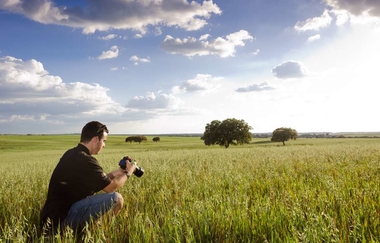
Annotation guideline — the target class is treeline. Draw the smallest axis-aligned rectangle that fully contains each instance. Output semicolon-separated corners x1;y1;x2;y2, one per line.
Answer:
125;136;161;143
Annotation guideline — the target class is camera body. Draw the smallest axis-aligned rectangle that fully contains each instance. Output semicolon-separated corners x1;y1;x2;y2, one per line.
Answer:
119;156;144;177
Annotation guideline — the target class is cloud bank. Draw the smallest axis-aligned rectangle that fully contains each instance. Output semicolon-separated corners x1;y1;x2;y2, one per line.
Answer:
325;0;380;17
0;0;221;34
0;56;125;121
0;56;216;133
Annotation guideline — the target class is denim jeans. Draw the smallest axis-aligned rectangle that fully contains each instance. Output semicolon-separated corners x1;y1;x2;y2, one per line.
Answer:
62;192;118;230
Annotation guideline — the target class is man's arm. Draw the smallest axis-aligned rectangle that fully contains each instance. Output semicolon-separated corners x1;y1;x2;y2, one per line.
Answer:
103;162;136;193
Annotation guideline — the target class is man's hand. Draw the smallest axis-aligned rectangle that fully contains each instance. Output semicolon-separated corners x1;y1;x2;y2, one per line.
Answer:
124;159;136;177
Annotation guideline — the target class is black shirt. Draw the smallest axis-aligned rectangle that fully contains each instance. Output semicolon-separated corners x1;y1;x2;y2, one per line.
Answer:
40;143;111;227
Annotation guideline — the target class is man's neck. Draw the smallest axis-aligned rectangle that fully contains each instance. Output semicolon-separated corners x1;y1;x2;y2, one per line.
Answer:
79;142;92;154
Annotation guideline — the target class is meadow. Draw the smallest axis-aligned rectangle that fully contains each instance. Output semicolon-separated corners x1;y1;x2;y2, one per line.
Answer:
1;135;380;242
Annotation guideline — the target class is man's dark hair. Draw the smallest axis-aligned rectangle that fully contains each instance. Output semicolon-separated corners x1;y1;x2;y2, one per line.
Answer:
80;121;109;143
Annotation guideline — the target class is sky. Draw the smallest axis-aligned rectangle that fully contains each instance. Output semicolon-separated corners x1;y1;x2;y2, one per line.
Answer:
0;0;380;135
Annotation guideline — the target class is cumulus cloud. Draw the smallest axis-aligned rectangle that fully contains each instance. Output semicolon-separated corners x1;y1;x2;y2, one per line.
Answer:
308;34;321;42
0;0;221;34
161;30;253;58
97;46;119;60
171;74;221;93
98;34;118;40
199;34;211;41
127;92;180;110
324;0;380;17
0;56;125;121
294;10;332;32
130;55;151;65
272;61;310;79
0;56;61;92
236;82;274;92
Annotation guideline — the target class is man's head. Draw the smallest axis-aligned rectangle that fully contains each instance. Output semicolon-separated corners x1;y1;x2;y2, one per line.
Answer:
80;121;109;155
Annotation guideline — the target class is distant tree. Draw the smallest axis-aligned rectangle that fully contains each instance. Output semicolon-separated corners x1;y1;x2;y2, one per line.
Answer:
125;136;147;144
152;137;160;142
271;127;298;145
135;136;147;144
201;120;222;146
201;118;252;148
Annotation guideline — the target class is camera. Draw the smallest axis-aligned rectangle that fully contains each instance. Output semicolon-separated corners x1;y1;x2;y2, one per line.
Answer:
119;156;144;177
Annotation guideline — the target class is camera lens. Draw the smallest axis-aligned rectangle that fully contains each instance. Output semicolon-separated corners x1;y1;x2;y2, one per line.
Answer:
134;166;144;177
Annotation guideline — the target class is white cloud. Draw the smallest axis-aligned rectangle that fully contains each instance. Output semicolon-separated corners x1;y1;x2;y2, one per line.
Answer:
0;56;62;92
97;46;119;60
199;34;211;41
307;34;321;42
328;8;380;28
161;30;253;58
171;74;221;93
0;0;221;34
330;9;350;26
127;92;180;110
294;10;332;32
130;55;151;65
323;0;380;28
0;0;68;23
236;82;275;92
98;34;118;40
272;61;310;79
0;56;126;122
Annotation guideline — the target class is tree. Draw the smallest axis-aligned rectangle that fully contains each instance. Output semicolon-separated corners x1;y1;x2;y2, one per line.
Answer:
201;118;252;148
153;137;160;142
125;136;147;144
271;127;298;145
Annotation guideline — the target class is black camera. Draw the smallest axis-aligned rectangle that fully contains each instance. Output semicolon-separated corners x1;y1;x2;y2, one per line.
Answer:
119;156;144;177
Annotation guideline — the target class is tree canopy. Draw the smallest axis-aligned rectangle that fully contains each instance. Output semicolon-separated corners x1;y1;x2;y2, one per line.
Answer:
125;136;147;144
201;118;252;148
271;127;298;145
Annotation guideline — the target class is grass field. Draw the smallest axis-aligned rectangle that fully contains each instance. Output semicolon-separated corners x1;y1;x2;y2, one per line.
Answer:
1;135;380;242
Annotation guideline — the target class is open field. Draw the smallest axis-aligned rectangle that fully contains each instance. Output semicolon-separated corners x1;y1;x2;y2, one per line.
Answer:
1;135;380;242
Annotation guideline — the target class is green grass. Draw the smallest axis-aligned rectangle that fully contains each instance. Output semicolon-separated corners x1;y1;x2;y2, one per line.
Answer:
1;135;380;242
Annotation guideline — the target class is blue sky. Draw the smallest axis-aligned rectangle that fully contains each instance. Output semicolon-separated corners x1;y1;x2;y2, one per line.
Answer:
0;0;379;134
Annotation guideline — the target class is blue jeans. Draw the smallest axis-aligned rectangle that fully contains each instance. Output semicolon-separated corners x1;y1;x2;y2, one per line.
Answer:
62;192;119;230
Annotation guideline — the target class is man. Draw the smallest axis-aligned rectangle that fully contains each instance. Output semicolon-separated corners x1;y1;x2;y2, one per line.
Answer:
40;121;136;234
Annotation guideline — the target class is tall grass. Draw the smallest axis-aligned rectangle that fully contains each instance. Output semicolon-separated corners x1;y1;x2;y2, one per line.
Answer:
1;135;380;242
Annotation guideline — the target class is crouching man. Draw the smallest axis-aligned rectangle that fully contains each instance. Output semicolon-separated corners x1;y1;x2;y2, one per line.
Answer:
40;121;136;235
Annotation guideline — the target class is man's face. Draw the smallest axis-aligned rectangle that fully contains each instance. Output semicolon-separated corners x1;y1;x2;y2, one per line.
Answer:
92;132;108;155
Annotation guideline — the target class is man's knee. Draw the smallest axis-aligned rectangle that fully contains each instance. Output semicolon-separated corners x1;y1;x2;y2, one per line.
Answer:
115;192;124;207
113;192;124;214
